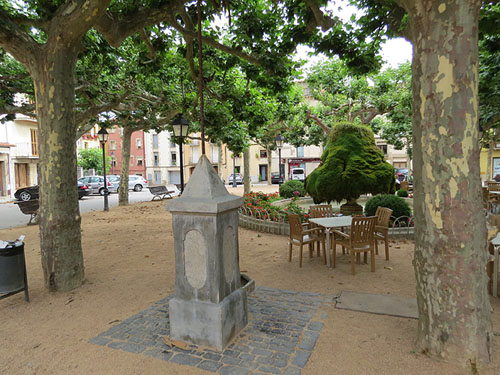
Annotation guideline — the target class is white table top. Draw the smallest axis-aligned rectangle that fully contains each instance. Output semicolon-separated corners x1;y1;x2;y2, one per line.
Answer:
309;216;353;228
491;232;500;246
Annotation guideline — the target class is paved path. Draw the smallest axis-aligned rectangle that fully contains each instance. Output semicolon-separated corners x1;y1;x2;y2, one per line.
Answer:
90;286;332;375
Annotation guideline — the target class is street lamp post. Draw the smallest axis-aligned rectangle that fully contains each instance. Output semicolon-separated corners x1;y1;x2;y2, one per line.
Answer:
172;114;189;194
97;128;109;211
232;153;237;188
275;134;284;186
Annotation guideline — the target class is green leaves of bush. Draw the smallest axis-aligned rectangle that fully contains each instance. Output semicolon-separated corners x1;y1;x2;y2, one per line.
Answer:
279;180;306;199
364;194;412;219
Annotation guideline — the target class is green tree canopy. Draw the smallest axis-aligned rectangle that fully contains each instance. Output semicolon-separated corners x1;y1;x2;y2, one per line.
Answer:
77;148;110;175
305;122;395;203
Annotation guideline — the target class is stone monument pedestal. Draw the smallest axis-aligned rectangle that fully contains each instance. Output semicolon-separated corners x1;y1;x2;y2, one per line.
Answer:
166;155;249;350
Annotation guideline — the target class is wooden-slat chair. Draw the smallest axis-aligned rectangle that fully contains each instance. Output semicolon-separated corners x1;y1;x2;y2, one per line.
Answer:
488;182;500;202
288;213;325;267
374;206;393;260
332;216;377;275
309;204;334;260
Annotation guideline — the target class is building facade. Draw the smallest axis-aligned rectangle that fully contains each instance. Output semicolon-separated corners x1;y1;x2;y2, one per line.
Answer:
0;115;39;198
106;126;146;177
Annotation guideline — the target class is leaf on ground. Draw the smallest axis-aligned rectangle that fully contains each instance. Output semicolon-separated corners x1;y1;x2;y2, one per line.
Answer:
384;266;393;270
395;246;401;249
65;297;74;305
164;337;190;350
108;319;121;325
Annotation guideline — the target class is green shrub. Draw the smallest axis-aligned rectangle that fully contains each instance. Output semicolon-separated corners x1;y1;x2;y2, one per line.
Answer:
364;194;412;218
396;189;408;198
279;180;306;199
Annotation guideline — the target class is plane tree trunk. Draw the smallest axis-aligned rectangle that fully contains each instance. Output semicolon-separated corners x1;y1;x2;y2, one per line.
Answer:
33;47;84;291
118;126;133;206
403;0;492;367
243;148;251;195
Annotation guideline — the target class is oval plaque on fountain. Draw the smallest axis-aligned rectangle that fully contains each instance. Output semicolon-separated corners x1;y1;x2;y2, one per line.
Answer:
184;229;207;289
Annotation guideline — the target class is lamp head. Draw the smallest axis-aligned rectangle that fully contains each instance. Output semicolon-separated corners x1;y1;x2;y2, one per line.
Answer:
172;114;190;138
275;134;284;148
97;128;109;143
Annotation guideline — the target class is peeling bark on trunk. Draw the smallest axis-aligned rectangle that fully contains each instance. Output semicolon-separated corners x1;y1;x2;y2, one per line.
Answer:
118;126;133;206
33;47;84;292
243;148;251;195
408;0;492;366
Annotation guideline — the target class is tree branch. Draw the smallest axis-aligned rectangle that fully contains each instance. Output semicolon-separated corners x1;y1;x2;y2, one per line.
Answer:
0;10;39;66
75;89;131;126
306;111;331;135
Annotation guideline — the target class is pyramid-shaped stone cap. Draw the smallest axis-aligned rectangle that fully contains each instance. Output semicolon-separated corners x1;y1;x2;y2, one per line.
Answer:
166;155;243;214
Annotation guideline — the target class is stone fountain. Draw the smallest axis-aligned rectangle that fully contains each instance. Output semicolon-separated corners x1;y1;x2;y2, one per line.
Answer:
165;155;251;350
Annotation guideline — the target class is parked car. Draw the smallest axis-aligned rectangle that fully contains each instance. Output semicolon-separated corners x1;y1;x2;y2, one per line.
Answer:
128;175;148;191
105;175;148;192
271;172;284;184
106;175;121;192
228;173;243;185
291;168;306;182
78;176;117;195
15;181;90;201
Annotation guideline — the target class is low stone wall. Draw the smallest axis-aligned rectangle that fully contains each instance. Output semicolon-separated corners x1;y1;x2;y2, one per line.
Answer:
238;212;290;236
239;209;414;240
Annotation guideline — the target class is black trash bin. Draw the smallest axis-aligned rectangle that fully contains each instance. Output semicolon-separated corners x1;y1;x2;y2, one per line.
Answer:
0;239;29;302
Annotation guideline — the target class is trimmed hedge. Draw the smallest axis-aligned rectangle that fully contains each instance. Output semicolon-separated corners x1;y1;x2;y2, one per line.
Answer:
279;180;306;199
397;189;409;198
305;122;395;204
364;194;412;218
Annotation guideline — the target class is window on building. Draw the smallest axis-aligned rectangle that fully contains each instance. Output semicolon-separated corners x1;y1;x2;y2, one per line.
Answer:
260;150;267;158
119;128;124;137
110;140;116;150
137;157;143;166
136;138;142;148
153;134;159;149
170;141;176;148
30;129;38;156
377;144;388;155
109;127;116;133
154;152;159;166
297;147;304;157
84;142;88;149
171;152;177;165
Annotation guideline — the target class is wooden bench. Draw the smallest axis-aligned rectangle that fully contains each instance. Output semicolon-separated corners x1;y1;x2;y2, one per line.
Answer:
148;186;175;201
15;200;39;225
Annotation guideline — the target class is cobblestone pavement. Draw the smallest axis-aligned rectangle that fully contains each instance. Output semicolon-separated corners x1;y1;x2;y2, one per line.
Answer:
90;286;333;374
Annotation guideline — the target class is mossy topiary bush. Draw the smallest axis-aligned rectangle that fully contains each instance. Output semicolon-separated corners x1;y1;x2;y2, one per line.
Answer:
397;189;409;198
279;180;306;199
305;122;396;205
364;194;412;218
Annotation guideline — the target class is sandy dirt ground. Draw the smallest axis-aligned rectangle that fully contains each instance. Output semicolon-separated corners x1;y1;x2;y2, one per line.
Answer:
1;184;499;375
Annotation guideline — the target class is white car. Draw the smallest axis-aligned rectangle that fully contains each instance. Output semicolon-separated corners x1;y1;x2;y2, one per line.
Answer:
128;175;148;191
106;175;149;192
291;168;305;182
